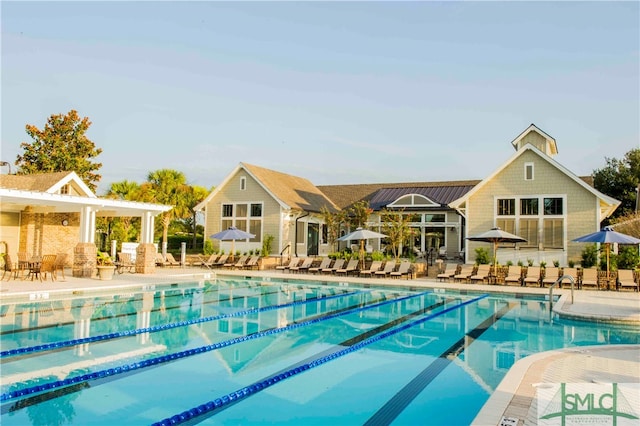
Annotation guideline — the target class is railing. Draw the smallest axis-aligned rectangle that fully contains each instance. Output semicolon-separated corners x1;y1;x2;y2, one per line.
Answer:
548;274;575;320
279;244;291;266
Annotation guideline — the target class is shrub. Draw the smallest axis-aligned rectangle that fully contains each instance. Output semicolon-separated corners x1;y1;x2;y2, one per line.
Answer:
474;247;491;265
617;245;640;270
539;261;547;269
568;259;575;268
580;244;598;268
553;260;560;267
527;258;534;266
203;239;214;255
262;234;274;257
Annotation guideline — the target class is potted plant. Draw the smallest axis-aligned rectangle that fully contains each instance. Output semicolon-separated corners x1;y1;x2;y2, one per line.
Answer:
96;251;116;280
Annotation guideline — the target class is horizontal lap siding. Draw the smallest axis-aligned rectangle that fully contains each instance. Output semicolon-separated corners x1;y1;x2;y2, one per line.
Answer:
467;150;599;263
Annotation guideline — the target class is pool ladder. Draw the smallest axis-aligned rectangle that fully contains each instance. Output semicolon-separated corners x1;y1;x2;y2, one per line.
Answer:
548;274;575;321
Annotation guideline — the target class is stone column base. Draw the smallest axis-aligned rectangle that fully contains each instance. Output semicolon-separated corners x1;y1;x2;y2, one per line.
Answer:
73;243;97;278
136;243;157;274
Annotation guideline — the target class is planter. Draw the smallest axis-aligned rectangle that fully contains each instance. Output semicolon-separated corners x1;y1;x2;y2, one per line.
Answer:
96;265;116;281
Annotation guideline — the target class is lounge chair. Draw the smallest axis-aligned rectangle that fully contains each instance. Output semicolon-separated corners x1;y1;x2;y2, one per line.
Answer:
503;266;523;286
374;261;396;278
523;266;542;287
336;259;359;276
309;257;332;274
225;255;248;269
390;261;412;279
617;269;638;291
155;253;167;267
469;264;491;283
276;257;300;273
437;264;458;282
454;265;475;283
243;255;260;270
580;268;599;290
322;259;344;274
116;252;135;274
290;257;314;273
164;253;181;267
360;261;383;277
192;254;218;268
209;254;229;268
541;267;561;287
559;267;578;289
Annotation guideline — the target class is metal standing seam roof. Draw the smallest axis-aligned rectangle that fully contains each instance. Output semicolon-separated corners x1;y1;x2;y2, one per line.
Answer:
317;180;482;210
368;185;479;210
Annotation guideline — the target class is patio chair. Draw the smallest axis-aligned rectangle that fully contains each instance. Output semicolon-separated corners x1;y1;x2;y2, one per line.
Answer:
38;254;58;282
336;259;359;276
276;257;300;272
523;266;543;287
225;255;248;269
2;254;23;281
243;255;261;270
469;264;491;284
374;261;397;278
580;268;599;290
192;254;218;268
559;267;579;289
453;265;475;283
155;253;167;267
616;269;638;291
290;257;314;273
209;254;229;268
308;257;332;274
359;261;383;277
164;253;181;267
390;261;412;279
437;264;458;282
322;259;343;274
53;253;68;280
116;252;135;274
541;267;561;287
503;266;523;286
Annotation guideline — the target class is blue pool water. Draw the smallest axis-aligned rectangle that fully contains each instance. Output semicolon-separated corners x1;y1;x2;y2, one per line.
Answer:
0;276;638;425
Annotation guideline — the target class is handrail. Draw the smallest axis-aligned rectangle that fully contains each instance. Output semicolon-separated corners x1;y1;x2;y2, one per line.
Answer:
279;244;291;265
549;274;575;313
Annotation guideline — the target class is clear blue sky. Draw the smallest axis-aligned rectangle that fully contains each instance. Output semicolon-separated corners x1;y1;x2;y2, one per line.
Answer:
2;1;639;195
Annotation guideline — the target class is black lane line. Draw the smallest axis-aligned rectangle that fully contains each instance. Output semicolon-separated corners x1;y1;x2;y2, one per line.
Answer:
180;297;453;425
363;301;518;426
0;293;406;415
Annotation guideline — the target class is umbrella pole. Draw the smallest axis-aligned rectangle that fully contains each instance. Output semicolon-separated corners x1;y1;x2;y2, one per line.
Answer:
606;243;610;289
360;240;365;270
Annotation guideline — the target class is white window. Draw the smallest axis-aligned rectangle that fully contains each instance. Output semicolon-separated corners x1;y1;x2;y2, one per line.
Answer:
524;163;534;181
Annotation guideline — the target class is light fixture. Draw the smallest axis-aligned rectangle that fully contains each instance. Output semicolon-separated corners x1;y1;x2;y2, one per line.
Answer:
62;219;69;226
450;226;456;232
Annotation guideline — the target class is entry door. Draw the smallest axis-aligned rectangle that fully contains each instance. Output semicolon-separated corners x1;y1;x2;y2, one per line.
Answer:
307;223;319;256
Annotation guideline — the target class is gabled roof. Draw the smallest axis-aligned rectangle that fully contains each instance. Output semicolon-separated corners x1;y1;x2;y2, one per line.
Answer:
449;144;620;218
194;163;339;213
318;180;481;210
0;171;94;197
511;123;558;155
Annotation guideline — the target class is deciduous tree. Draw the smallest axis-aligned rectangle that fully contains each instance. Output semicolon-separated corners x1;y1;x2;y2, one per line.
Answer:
16;110;103;191
593;148;640;219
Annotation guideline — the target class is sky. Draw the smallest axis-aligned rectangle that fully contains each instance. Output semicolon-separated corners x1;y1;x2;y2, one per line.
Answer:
1;1;639;195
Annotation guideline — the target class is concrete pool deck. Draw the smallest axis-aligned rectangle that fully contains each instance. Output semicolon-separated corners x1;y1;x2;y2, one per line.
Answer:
1;266;639;426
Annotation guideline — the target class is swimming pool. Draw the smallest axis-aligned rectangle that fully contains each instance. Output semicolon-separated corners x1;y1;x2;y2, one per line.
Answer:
1;276;638;425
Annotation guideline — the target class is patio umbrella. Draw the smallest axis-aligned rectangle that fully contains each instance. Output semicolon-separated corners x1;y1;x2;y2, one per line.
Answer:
210;226;255;259
466;227;527;278
337;227;388;269
572;226;640;284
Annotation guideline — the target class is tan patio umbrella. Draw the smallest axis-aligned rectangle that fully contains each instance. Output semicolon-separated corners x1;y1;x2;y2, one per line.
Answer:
337;227;388;269
466;227;527;279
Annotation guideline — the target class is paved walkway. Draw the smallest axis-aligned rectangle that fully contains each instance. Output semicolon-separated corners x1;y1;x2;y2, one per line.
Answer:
1;266;639;426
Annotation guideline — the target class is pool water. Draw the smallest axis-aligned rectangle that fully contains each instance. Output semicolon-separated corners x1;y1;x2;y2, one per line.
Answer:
0;277;637;425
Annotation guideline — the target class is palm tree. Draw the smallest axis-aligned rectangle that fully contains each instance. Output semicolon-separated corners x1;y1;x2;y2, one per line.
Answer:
105;180;141;244
140;169;192;255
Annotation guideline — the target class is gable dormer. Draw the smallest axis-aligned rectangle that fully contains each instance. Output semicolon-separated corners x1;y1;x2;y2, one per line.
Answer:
511;124;558;157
